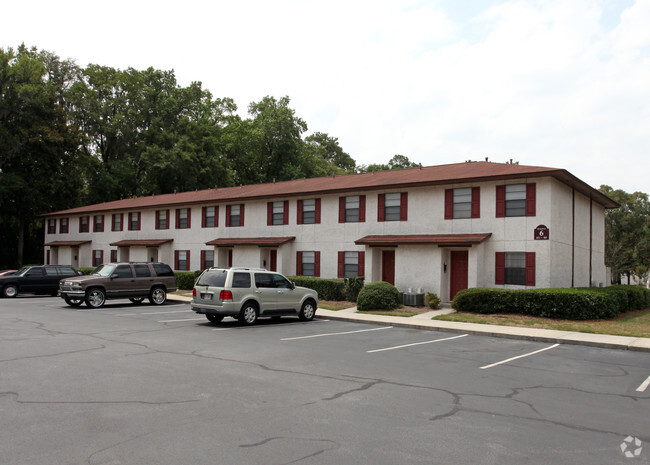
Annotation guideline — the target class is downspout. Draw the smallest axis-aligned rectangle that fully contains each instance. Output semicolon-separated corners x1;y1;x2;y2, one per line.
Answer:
589;198;593;287
572;189;575;288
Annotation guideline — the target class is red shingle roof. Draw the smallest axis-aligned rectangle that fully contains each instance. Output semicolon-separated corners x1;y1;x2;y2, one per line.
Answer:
355;234;492;247
44;161;618;216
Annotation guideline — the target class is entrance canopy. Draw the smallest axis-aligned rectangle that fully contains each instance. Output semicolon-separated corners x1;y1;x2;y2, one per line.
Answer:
44;240;92;247
355;233;492;247
206;237;295;247
109;239;173;247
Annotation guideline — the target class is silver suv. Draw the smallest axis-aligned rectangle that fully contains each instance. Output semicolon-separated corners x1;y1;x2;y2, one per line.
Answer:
191;267;318;325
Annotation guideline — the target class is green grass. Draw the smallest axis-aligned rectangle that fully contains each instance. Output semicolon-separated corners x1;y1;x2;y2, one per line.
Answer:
433;309;650;338
357;309;419;317
318;301;356;311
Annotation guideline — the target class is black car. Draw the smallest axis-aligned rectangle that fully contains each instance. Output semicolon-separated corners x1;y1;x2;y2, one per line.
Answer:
0;265;80;298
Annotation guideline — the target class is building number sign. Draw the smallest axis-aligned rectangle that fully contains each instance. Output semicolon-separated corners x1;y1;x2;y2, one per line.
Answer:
535;225;549;240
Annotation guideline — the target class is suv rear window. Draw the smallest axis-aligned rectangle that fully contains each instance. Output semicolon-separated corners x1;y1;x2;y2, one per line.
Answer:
152;264;174;277
232;273;251;288
134;264;151;277
197;269;228;287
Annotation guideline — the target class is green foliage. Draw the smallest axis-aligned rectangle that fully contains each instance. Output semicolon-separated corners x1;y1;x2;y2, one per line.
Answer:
357;154;420;173
424;292;441;309
287;277;346;301
357;281;401;311
344;276;365;302
452;286;650;320
76;267;95;276
175;271;201;290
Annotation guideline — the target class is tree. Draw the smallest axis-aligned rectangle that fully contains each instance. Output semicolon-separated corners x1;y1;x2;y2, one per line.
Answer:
304;132;356;173
0;45;87;266
357;154;419;173
599;185;650;284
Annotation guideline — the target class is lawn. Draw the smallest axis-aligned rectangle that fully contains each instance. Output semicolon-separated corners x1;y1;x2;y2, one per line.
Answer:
433;309;650;338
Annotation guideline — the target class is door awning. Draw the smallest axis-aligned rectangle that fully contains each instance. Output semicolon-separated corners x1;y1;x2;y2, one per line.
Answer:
44;240;92;247
355;233;492;247
109;239;173;247
206;237;296;247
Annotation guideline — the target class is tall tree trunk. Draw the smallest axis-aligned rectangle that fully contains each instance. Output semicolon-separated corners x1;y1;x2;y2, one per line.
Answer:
17;218;24;266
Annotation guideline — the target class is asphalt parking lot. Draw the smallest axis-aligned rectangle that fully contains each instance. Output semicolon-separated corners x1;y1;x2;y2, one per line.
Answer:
1;296;649;465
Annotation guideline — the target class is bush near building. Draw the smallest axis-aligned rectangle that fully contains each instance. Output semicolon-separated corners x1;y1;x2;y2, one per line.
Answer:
452;286;650;320
357;281;401;311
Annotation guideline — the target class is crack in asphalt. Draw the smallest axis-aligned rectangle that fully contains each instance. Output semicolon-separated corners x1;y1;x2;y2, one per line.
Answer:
239;436;340;465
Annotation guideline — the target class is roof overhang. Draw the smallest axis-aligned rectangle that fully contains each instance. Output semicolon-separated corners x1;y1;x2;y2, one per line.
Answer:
109;239;174;247
355;233;492;247
44;240;92;247
206;237;296;247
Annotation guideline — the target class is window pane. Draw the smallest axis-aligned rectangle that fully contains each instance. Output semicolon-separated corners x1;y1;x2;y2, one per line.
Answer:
505;184;527;217
205;207;215;227
384;193;401;221
134;264;151;277
302;199;316;224
230;205;241;227
453;188;472;219
204;250;214;268
344;251;359;278
504;252;526;285
345;197;360;222
272;201;284;225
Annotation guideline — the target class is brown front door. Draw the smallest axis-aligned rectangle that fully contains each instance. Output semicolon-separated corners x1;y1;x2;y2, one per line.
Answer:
270;250;277;272
382;250;395;285
450;251;468;300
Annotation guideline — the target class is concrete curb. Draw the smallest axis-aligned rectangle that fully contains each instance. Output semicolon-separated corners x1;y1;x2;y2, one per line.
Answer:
169;294;650;352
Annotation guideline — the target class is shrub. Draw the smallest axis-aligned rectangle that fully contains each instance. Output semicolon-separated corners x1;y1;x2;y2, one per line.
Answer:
288;277;346;301
344;276;365;302
77;267;95;276
175;271;200;290
357;281;401;311
424;292;441;309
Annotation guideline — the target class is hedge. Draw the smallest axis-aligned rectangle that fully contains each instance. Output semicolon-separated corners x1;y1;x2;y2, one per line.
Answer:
287;276;347;301
452;286;650;320
357;281;401;311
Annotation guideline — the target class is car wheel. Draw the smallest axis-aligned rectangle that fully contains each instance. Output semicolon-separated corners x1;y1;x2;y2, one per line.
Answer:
206;314;223;324
64;297;83;307
149;287;166;305
238;303;258;325
85;288;106;308
3;285;18;298
129;297;145;305
299;300;316;321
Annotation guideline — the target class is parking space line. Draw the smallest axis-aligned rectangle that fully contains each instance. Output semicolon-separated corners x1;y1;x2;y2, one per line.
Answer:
281;326;392;341
141;310;192;315
159;318;206;323
636;375;650;392
367;334;468;353
212;319;330;330
480;343;560;369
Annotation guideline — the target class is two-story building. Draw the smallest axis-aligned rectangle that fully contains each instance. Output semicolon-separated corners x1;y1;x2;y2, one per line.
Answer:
42;161;618;301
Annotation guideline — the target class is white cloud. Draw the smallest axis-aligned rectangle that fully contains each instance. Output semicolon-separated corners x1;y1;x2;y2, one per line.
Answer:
2;0;649;194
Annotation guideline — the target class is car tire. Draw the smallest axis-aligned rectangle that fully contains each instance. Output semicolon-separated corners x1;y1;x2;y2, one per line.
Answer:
205;314;224;324
149;287;166;305
85;288;106;308
298;300;316;321
2;284;18;298
64;297;83;307
238;302;258;325
129;297;145;305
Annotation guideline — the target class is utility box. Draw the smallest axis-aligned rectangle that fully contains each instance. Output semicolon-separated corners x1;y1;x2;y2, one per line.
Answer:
402;293;424;307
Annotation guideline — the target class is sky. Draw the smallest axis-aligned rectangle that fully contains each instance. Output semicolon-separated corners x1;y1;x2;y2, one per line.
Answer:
3;0;649;195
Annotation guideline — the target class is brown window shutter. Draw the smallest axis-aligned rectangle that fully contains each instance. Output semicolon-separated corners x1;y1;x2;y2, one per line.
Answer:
187;209;191;229
174;250;179;270
337;251;344;278
315;251;321;277
496;185;505;218
339;197;345;223
201;207;206;228
240;204;245;226
296;251;303;276
495;252;505;284
359;195;366;222
471;187;480;218
186;251;190;271
444;189;453;219
226;205;231;227
156;210;160;229
378;194;385;222
315;198;321;224
283;200;289;225
200;250;205;270
215;206;219;227
137;212;141;230
297;200;303;225
526;183;536;217
358;251;365;277
526;252;536;286
175;209;180;229
267;202;273;226
400;192;408;221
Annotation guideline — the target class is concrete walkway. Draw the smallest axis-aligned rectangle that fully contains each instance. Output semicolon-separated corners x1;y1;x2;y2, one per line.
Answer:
169;295;650;352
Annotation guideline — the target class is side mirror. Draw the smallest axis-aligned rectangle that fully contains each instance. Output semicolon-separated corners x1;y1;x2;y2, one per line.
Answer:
291;281;296;290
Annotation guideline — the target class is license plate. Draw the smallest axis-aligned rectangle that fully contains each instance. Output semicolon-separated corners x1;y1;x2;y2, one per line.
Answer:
201;293;213;301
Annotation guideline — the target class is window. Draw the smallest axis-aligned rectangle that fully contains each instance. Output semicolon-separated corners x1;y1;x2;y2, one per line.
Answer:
495;252;536;286
47;219;56;234
226;204;244;227
232;272;251;288
134;264;151;277
267;201;288;225
60;218;69;234
110;250;118;262
128;212;141;231
156;210;169;230
79;216;89;233
152;263;174;277
496;183;536;217
201;250;215;269
175;250;190;271
339;195;366;223
338;251;365;278
112;214;123;232
296;251;320;277
93;215;104;232
176;208;191;229
92;250;104;267
202;206;218;228
445;187;480;219
298;198;320;224
378;193;408;222
113;265;133;278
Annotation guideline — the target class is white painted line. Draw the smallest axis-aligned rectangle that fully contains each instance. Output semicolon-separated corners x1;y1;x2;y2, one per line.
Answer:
141;310;192;315
159;318;206;323
636;375;650;392
480;343;560;370
281;326;392;341
367;334;469;353
212;319;330;330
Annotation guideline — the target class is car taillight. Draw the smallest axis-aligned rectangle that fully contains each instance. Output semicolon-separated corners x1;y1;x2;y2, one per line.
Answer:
220;290;233;301
192;288;197;298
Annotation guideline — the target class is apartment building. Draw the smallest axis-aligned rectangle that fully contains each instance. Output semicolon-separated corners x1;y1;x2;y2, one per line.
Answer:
43;161;617;301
